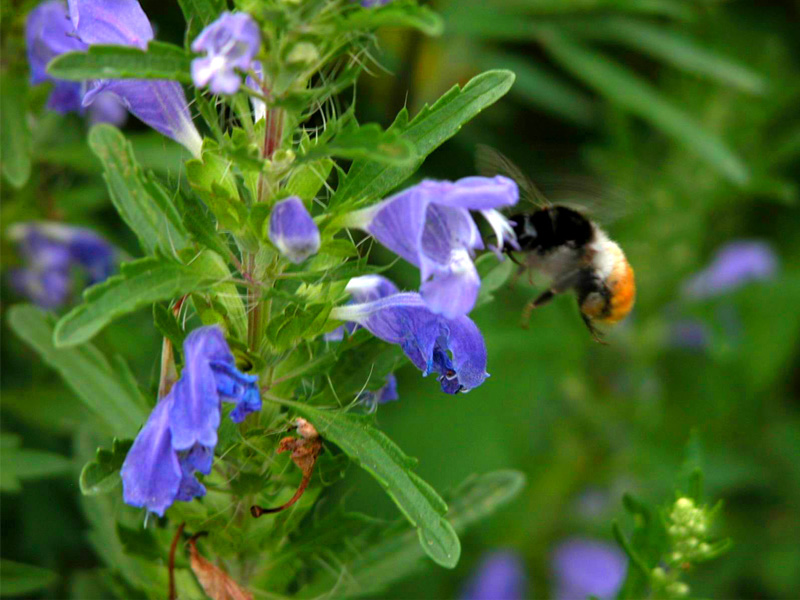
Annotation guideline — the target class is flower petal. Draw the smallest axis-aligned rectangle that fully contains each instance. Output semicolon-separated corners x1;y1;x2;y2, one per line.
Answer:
121;397;182;517
68;0;153;49
26;1;87;86
421;176;519;211
419;248;481;320
175;443;213;502
211;361;261;423
360;187;427;267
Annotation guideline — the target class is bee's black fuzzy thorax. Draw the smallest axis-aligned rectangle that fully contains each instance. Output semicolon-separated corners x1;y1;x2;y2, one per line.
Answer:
504;206;594;255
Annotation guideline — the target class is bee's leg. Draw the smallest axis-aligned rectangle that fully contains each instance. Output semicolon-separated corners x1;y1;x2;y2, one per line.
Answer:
581;313;609;345
521;289;555;328
509;264;528;290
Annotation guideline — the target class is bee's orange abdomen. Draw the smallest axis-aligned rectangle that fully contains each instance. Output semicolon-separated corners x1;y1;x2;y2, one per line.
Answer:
600;260;636;324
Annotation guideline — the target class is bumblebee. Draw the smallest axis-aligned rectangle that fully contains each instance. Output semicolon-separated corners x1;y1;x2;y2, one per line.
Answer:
478;146;636;342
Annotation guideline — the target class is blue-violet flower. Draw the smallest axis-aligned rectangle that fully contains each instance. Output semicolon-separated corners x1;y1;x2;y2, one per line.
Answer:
8;222;116;309
683;240;778;299
66;0;203;155
343;176;519;318
330;291;489;393
121;326;261;516
268;196;321;264
461;550;528;600
191;12;261;95
551;537;627;600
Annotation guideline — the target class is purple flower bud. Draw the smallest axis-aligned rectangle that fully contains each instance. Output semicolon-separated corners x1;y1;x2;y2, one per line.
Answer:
683;240;778;299
25;0;87;114
551;538;627;600
331;292;489;393
8;222;116;309
359;373;399;410
461;550;527;600
191;12;261;95
345;176;519;318
67;0;202;155
121;326;261;516
268;197;321;264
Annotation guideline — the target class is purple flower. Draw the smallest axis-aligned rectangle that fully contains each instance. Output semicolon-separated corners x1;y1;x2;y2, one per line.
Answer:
359;0;393;7
268;197;321;264
670;319;710;351
26;0;87;114
246;60;265;122
330;292;489;393
325;275;401;341
191;12;261;95
359;373;399;410
121;326;260;516
66;0;202;155
8;222;116;309
461;550;527;600
683;240;778;299
343;176;519;318
88;91;128;126
551;538;627;600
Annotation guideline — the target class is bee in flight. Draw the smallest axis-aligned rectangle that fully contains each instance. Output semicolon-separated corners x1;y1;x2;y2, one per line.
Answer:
477;146;636;343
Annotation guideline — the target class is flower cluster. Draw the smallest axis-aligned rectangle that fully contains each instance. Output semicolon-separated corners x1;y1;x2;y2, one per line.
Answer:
8;222;115;309
121;326;261;516
343;176;519;318
26;0;202;155
666;497;713;564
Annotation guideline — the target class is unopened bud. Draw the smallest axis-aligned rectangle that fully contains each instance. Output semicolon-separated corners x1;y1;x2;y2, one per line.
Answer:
295;417;319;439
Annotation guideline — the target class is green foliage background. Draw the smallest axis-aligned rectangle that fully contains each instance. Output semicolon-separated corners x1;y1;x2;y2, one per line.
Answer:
2;0;799;598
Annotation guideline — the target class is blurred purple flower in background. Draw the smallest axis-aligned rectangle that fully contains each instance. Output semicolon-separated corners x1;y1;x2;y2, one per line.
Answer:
59;0;203;155
461;550;527;600
670;319;711;351
8;222;115;309
359;0;393;7
121;326;261;516
330;291;489;393
683;240;778;299
343;176;518;319
552;537;627;600
191;12;261;95
359;373;399;410
268;197;321;264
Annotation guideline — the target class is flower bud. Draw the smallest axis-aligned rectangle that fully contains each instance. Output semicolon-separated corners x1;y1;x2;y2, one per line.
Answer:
268;196;321;264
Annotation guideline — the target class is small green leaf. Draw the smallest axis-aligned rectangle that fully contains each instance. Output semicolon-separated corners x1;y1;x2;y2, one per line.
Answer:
331;70;515;209
79;438;133;495
286;159;334;202
179;0;227;43
89;124;189;254
7;305;148;438
474;254;515;309
0;74;32;189
195;250;248;342
0;559;58;596
540;30;749;185
116;523;163;560
0;434;72;493
287;403;461;568
47;41;192;82
265;304;332;352
54;254;228;347
302;123;416;166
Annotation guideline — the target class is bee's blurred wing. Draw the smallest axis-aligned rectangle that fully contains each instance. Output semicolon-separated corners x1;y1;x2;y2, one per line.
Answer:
475;144;550;210
536;175;634;224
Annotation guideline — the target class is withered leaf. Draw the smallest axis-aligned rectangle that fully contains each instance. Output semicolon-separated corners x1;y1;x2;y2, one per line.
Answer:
189;538;253;600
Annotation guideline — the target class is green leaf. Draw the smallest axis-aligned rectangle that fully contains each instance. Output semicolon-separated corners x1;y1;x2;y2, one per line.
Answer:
7;306;148;439
540;31;749;185
153;303;187;362
0;74;32;189
287;402;461;568
0;434;73;493
89;124;189;254
343;1;444;36
181;193;235;259
179;0;227;43
47;41;192;82
331;70;516;209
0;559;58;596
296;470;525;598
79;438;133;495
302;123;415;166
285;159;334;202
474;254;515;309
194;250;248;342
53;254;227;347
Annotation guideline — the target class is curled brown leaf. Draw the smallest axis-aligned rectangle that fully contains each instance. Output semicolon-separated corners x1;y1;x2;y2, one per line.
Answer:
189;536;253;600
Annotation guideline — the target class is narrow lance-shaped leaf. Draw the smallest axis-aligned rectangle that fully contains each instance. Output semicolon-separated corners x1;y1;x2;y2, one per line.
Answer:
342;2;444;36
89;124;189;254
296;470;526;598
330;69;516;209
0;560;59;597
0;434;73;493
47;42;192;82
7;305;149;438
53;253;229;347
300;123;416;166
0;73;32;189
539;30;750;185
287;402;461;568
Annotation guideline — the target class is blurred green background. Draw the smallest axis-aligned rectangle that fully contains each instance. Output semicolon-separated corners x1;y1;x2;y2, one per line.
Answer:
2;0;800;598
